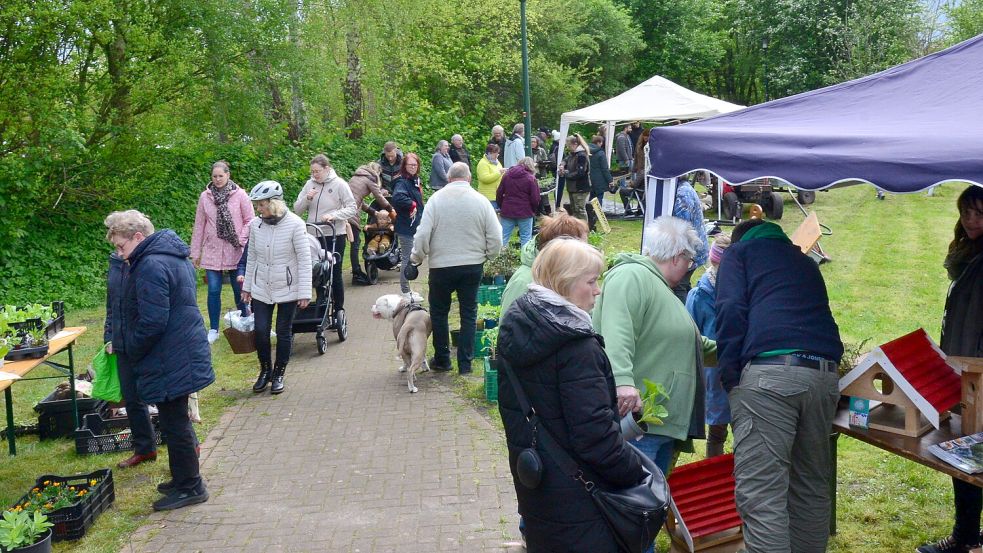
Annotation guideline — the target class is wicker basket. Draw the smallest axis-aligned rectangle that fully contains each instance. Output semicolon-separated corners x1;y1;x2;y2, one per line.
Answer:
223;328;256;354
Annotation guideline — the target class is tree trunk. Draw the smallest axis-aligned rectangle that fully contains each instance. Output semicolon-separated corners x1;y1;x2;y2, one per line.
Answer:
344;28;364;139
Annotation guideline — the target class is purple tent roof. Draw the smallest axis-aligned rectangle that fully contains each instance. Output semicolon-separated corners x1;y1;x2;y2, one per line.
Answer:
648;34;983;192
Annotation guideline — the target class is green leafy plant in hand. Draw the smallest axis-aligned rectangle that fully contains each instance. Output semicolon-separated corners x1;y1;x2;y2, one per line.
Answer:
635;379;669;427
0;509;53;550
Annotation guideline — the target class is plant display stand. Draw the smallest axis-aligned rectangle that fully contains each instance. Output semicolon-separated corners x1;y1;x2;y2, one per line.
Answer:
11;469;115;542
839;328;961;437
666;454;744;553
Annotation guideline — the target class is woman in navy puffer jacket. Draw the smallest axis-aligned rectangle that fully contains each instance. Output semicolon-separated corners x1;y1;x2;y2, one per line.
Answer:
107;210;214;512
495;157;541;247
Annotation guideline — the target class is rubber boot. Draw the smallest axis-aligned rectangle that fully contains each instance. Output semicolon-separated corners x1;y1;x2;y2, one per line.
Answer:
252;360;272;393
270;363;286;395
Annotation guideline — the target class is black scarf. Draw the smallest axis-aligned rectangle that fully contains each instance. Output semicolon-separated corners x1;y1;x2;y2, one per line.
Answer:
209;181;241;247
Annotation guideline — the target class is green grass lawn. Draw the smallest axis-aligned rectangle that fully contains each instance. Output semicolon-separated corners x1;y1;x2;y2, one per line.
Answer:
0;183;970;552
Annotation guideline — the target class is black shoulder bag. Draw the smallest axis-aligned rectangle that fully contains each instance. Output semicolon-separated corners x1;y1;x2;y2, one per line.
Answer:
501;359;669;553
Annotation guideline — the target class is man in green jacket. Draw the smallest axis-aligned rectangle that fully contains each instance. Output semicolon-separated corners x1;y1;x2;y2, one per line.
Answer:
593;216;715;476
500;214;589;313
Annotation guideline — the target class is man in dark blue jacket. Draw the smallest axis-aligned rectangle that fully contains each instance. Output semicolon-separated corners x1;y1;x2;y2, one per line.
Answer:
715;219;842;553
106;210;215;511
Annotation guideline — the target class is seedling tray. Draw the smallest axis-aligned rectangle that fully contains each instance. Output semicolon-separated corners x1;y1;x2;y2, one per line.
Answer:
35;391;106;440
5;343;49;361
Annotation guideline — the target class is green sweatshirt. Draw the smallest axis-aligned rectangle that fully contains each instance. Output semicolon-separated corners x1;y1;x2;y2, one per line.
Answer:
500;239;538;312
593;253;715;440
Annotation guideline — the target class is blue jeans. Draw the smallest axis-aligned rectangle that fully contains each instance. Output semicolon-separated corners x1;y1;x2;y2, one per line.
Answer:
205;269;245;330
634;433;675;477
501;217;534;246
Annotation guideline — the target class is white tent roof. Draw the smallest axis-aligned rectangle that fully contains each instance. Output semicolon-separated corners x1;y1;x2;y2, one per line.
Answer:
555;76;743;180
560;75;744;125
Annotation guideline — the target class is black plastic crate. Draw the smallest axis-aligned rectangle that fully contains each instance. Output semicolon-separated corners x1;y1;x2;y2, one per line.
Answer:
34;391;106;440
5;343;49;361
11;469;115;542
44;301;66;340
75;406;164;455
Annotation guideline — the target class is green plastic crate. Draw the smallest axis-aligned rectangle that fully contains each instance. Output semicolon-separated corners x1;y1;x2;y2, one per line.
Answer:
474;332;489;357
483;357;498;402
478;285;504;306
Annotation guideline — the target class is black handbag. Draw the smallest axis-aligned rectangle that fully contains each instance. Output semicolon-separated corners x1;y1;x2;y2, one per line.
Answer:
501;360;669;553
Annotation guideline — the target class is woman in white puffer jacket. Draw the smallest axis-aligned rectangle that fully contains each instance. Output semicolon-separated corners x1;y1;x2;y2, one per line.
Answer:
242;180;311;395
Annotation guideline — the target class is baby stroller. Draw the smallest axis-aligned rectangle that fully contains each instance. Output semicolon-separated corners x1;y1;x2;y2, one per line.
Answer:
361;219;401;285
292;223;348;354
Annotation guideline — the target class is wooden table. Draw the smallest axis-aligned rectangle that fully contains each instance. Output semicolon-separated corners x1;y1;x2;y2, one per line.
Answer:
832;404;983;486
1;326;87;455
830;403;983;537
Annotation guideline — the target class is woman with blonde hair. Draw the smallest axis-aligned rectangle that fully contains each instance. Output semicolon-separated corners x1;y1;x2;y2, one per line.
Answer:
498;238;646;552
558;133;591;222
244;181;312;395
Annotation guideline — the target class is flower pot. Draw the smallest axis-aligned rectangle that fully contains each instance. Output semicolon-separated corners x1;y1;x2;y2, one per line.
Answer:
7;528;53;553
483;318;497;330
493;275;506;285
620;414;648;442
450;329;460;348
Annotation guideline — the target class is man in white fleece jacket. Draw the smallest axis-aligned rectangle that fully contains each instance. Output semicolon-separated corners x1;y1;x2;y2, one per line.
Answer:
411;162;502;374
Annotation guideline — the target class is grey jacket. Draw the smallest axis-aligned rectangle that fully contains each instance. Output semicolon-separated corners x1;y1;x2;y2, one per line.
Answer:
429;152;453;190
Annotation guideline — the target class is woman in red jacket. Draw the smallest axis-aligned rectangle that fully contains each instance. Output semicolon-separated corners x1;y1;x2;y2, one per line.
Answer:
496;157;541;247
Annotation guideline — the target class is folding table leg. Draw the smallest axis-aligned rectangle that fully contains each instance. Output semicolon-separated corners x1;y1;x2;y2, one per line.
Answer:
5;388;14;456
68;345;78;430
829;432;839;535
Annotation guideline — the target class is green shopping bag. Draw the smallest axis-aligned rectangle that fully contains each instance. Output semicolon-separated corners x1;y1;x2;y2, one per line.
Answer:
91;347;122;402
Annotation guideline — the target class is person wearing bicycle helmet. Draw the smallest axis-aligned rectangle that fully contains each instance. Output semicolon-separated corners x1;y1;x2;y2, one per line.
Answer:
243;180;311;395
294;154;356;314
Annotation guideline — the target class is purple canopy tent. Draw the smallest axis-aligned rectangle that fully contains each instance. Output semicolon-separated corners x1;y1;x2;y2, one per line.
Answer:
639;33;983;251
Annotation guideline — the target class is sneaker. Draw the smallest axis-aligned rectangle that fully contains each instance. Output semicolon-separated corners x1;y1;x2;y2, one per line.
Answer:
157;480;175;494
207;329;219;344
152;487;209;511
917;535;974;553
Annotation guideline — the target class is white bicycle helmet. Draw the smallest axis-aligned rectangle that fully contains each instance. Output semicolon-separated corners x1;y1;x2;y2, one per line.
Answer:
249;180;283;201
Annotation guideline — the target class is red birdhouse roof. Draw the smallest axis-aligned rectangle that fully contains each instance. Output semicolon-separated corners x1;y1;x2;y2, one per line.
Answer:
878;328;961;413
667;454;741;540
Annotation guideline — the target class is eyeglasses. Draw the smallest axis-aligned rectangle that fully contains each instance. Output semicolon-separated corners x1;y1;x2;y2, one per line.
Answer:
111;236;134;254
679;252;697;271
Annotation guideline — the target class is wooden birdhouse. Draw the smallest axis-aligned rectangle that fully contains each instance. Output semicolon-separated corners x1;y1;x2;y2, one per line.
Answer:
666;454;744;553
839;329;961;437
949;356;983;435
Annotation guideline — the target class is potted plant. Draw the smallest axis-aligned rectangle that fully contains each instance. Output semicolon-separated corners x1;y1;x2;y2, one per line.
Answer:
0;510;53;553
483;327;501;402
620;379;670;441
477;304;501;330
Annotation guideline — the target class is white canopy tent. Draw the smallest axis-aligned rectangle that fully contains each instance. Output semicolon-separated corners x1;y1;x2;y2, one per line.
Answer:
555;75;744;175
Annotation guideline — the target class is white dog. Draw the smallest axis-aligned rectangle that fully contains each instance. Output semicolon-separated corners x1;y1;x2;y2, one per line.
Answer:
371;293;432;393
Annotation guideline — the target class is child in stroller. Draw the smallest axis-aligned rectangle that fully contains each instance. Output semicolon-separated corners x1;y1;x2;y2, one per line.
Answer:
361;200;401;284
365;210;394;255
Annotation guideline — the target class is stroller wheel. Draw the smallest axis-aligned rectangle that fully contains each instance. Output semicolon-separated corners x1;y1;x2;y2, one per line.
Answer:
366;262;379;284
317;332;327;354
336;309;348;342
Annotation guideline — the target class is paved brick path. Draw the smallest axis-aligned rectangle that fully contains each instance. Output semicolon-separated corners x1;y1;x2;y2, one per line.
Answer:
124;271;522;552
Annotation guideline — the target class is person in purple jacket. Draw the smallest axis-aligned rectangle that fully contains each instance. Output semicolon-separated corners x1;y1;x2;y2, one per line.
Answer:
495;157;541;247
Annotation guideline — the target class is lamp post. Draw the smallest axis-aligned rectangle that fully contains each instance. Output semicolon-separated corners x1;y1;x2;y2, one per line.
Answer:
761;35;770;103
521;0;532;155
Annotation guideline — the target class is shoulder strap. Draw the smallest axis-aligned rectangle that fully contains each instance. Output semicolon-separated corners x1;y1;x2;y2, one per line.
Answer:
499;360;597;488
